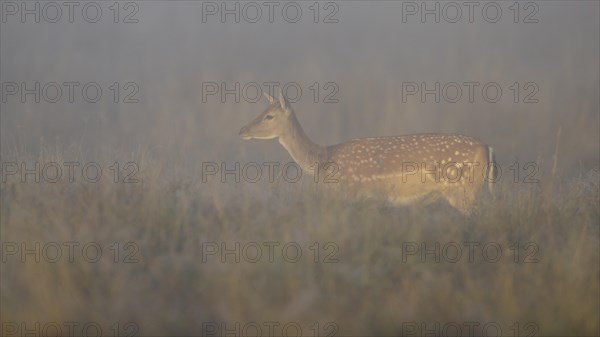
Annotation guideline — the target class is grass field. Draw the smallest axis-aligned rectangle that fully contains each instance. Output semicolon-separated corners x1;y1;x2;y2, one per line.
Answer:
1;148;598;336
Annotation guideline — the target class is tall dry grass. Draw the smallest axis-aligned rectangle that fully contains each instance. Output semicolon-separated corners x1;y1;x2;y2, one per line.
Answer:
1;148;598;336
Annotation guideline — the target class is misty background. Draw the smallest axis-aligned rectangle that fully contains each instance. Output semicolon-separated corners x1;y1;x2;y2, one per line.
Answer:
1;1;598;178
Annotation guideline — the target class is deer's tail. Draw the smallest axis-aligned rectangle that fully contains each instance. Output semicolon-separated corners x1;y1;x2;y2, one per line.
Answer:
486;145;496;194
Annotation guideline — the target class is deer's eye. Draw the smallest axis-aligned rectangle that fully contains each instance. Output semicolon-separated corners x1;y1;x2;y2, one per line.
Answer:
264;115;274;120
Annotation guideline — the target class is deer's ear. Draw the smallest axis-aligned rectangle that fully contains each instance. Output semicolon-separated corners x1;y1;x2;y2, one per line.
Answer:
278;91;288;110
263;92;275;104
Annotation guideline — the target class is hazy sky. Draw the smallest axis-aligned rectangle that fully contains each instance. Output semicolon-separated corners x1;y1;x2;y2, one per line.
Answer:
1;1;598;174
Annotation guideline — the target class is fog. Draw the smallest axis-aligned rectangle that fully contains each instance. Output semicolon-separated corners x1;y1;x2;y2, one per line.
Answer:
1;1;598;176
2;2;599;335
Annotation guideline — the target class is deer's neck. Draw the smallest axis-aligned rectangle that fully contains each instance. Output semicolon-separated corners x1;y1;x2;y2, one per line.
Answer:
278;116;328;175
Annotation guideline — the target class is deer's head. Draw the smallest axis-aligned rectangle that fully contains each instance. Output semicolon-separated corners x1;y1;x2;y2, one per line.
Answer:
239;92;295;140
